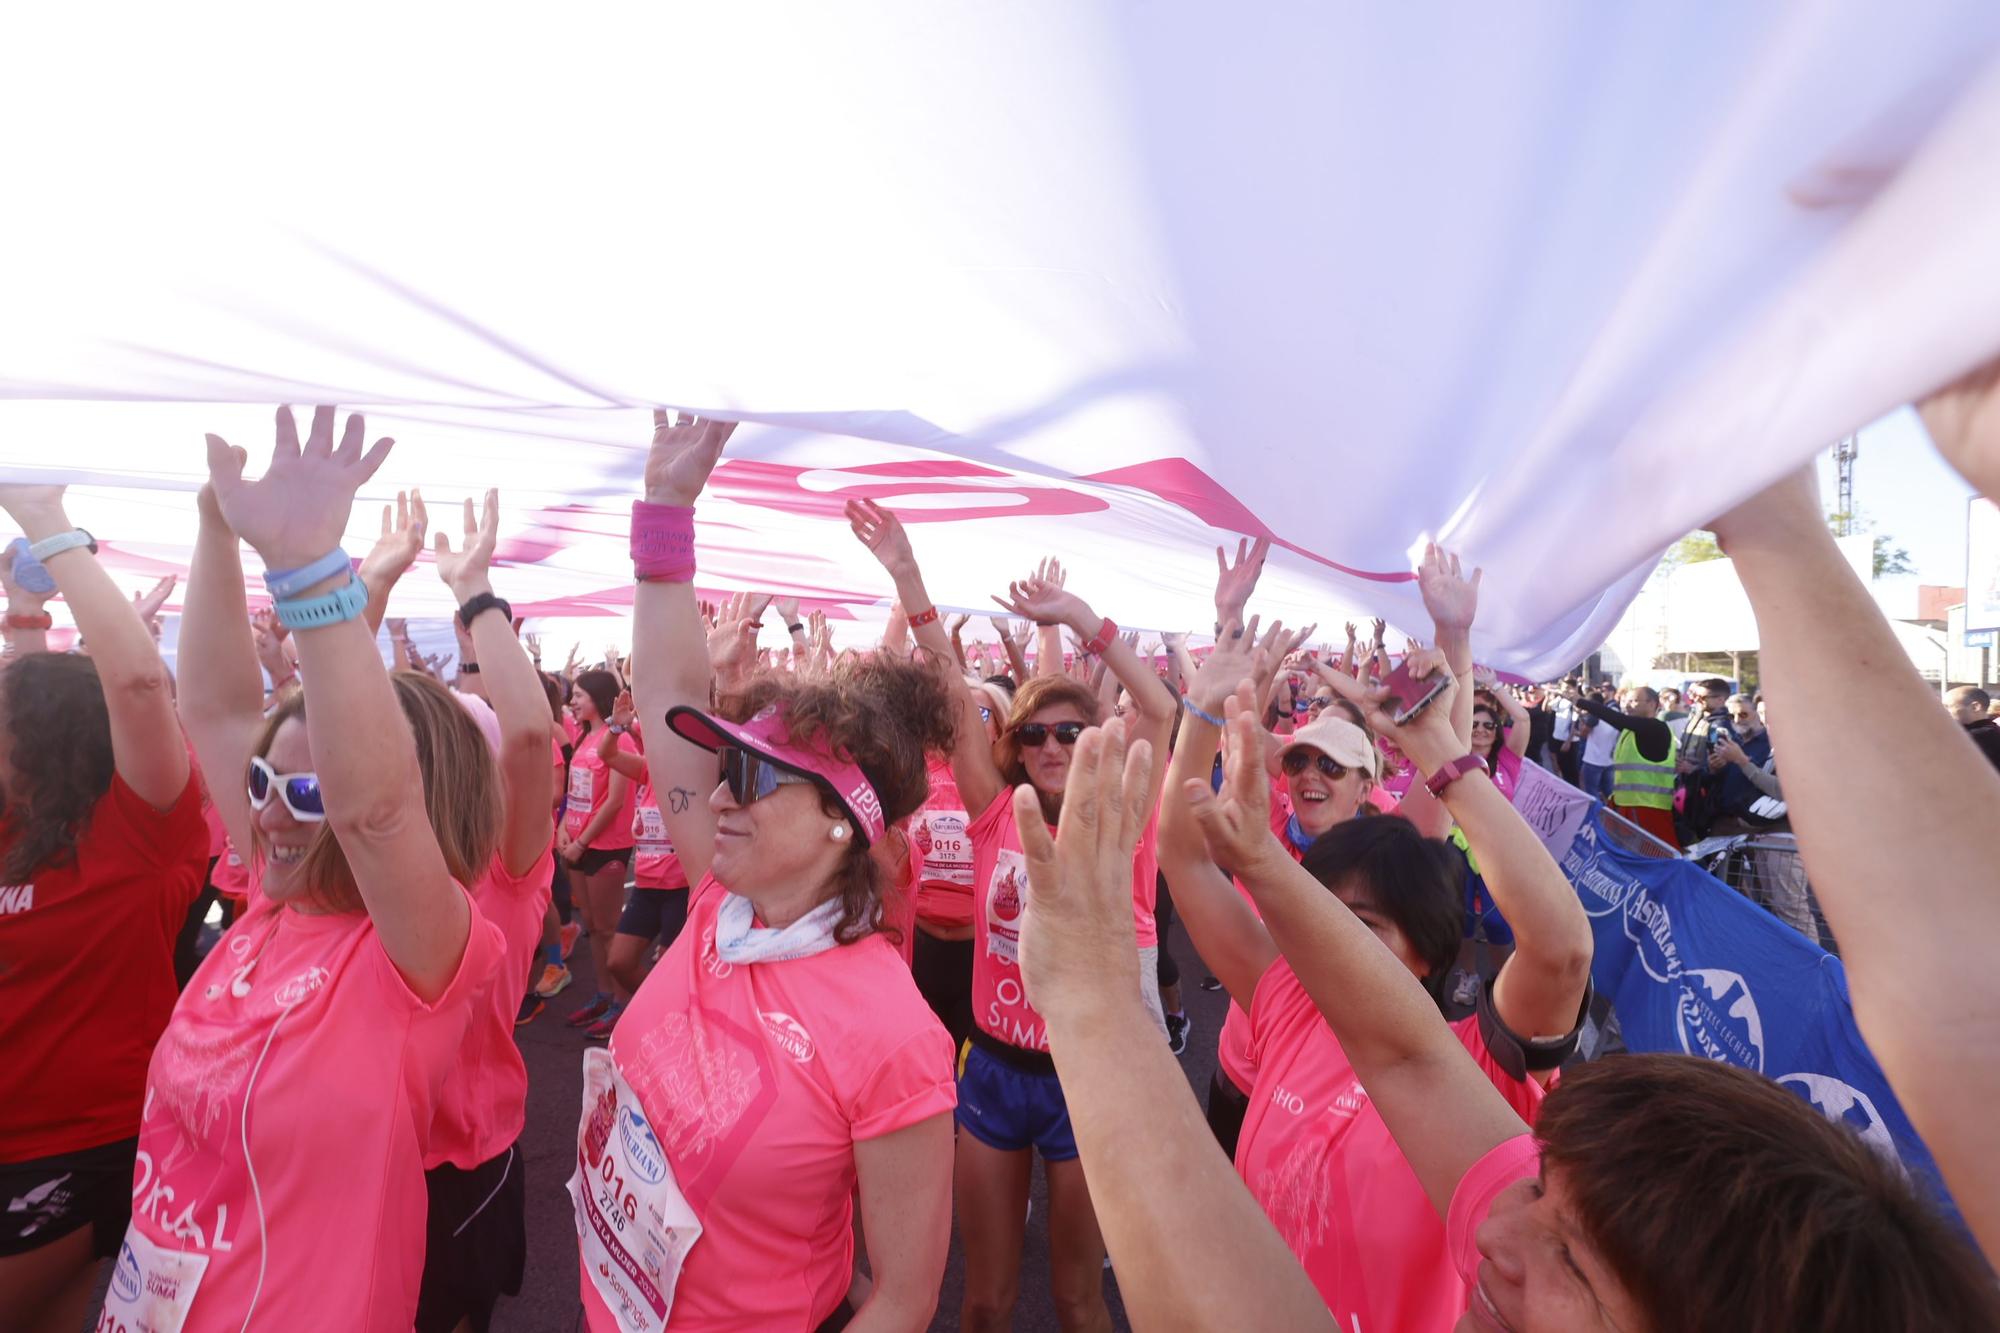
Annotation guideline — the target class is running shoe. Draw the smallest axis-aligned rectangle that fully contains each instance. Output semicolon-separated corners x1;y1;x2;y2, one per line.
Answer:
1198;973;1222;992
1165;1012;1192;1057
567;994;613;1028
559;921;582;960
584;1004;626;1044
533;962;573;999
515;994;544;1027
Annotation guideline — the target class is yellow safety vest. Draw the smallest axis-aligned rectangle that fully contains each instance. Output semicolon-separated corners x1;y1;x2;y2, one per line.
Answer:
1610;726;1677;810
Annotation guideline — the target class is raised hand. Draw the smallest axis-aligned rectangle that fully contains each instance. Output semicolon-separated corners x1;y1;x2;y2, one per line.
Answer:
1213;536;1270;624
1416;541;1482;633
774;595;801;626
610;688;637;730
992;569;1087;629
1369;617;1386;645
1918;354;2000;502
708;590;761;676
206;406;393;570
846;498;918;574
1012;718;1155;1018
1317;645;1461;770
1181;681;1279;870
1472;663;1499;692
644;409;736;507
1161;630;1188;650
432;490;499;596
132;574;177;628
947;612;971;638
358;489;429;595
252;608;294;680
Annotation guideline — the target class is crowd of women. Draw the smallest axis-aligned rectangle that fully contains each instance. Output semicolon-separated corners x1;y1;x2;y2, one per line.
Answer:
3;372;1999;1331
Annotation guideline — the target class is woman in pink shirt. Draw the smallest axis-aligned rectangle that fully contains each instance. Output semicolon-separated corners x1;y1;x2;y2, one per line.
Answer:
1182;664;1999;1332
1468;681;1527;805
130;407;507;1332
847;504;1180;1333
579;410;958;1332
1161;634;1594;1332
591;702;692;1033
907;689;1005;1049
561;668;640;1031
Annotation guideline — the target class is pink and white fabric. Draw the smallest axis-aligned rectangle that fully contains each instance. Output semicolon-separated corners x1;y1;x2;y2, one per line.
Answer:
4;6;2000;678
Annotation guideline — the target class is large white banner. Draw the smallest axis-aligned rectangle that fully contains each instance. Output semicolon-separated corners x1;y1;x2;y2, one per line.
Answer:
4;4;2000;676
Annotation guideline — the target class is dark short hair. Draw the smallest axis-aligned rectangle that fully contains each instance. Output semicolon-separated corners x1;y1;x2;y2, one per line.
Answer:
1299;817;1463;1005
1954;686;1991;710
1539;1056;2000;1333
1698;677;1730;697
573;669;620;722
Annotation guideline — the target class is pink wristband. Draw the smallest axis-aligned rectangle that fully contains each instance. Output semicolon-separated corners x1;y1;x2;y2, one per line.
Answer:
632;501;696;583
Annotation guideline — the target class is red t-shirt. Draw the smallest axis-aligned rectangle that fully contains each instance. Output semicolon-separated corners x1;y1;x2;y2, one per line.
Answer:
0;772;207;1160
1236;959;1547;1331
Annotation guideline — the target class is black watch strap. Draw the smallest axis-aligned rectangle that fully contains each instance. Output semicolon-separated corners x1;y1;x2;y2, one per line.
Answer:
457;591;513;630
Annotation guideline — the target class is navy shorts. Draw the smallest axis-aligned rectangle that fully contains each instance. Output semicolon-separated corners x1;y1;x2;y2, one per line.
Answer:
616;885;689;946
954;1036;1078;1161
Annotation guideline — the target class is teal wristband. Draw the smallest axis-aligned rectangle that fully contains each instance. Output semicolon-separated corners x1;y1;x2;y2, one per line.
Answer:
274;572;368;630
1181;695;1225;728
265;548;352;600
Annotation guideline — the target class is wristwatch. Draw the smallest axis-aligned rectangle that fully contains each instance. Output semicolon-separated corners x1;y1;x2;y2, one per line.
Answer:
1423;752;1490;798
28;528;96;562
607;723;629;737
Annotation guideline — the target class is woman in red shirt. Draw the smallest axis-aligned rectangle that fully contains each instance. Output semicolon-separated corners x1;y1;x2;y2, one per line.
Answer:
0;486;207;1333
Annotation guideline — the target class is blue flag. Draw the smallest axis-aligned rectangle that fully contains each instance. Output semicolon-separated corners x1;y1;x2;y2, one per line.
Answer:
1560;809;1961;1226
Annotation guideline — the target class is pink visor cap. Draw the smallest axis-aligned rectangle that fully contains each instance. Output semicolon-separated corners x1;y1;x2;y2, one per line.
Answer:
665;702;887;846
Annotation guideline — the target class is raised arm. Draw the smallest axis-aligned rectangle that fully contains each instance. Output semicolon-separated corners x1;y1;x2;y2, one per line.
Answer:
435;490;553;877
0;487;188;811
1017;718;1339;1332
176;475;268;856
1417;542;1481;752
993;570;1179;814
1326;656;1593;1057
1711;451;2000;1260
1478;669;1532;759
628;410;737;889
207;407;468;1000
1154;618;1288;1008
1187;683;1527;1215
356;489;427;636
847;498;1009;817
1;539;53;658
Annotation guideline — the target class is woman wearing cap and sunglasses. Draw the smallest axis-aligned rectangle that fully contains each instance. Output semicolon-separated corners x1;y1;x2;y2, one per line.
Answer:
845;502;1178;1333
587;411;958;1333
123;408;508;1332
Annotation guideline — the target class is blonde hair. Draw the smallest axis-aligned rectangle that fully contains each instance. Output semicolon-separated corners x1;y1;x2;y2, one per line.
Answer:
252;670;502;914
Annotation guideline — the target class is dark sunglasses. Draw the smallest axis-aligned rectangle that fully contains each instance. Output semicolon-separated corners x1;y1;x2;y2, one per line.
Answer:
1281;750;1352;781
248;756;325;822
718;746;816;806
1470;717;1499;732
1015;721;1086;748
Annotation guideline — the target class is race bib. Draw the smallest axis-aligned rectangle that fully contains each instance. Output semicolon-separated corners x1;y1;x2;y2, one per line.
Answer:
917;809;974;887
569;1048;703;1333
568;763;596;809
634;803;672;854
98;1226;210;1333
984;849;1027;965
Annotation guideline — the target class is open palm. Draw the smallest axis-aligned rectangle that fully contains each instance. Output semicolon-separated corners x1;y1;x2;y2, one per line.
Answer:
207;406;392;569
644;409;737;507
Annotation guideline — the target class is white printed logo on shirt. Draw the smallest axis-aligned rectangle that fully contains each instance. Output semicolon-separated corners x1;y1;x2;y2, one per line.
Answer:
984;850;1027;965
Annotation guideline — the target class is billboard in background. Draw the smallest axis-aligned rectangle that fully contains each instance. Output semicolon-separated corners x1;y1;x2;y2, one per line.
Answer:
1966;498;2000;633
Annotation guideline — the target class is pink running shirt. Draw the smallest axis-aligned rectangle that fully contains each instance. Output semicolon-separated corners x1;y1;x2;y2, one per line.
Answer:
966;791;1153;1052
429;846;555;1169
128;891;504;1330
632;783;689;890
911;755;974;930
1236;959;1546;1332
565;729;639;850
582;877;955;1331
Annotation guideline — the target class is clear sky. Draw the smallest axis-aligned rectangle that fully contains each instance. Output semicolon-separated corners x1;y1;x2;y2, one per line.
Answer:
1815;406;1976;586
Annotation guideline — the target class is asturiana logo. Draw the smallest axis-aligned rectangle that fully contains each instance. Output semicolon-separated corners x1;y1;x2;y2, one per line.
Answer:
759;1010;816;1062
112;1242;142;1303
619;1107;668;1185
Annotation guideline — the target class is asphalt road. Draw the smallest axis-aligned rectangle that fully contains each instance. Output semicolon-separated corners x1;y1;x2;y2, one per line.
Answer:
498;921;1231;1332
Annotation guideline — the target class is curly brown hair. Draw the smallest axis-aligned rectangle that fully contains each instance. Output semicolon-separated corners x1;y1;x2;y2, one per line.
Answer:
720;652;956;945
0;653;115;884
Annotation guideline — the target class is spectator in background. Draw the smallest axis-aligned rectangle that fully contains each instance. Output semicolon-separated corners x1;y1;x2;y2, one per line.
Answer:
1701;694;1776;834
1566;683;1679;848
1575;684;1620;801
1676;677;1733;771
1658;686;1688;725
1521;684;1557;770
1547;678;1581;784
1946;686;2000;771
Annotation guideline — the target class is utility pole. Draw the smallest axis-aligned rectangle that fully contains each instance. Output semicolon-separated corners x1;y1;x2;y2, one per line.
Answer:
1832;435;1859;535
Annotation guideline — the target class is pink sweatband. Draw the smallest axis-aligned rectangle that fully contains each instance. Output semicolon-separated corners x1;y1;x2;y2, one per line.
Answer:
632;501;696;583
